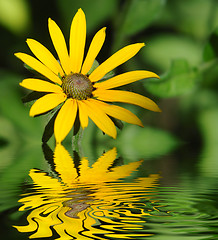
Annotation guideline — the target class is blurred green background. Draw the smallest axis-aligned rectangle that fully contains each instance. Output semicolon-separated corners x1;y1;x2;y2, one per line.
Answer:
1;0;218;171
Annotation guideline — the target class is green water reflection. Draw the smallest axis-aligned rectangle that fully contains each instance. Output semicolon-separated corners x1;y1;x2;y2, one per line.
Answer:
13;144;160;239
0;143;217;240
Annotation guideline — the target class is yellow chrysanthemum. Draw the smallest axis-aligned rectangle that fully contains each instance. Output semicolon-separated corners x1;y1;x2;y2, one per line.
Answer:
15;8;160;143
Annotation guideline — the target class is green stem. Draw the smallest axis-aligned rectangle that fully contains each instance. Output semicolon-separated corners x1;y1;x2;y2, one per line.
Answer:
72;127;84;156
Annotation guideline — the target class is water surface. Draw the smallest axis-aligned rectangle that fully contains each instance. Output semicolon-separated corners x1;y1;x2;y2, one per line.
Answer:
0;143;217;240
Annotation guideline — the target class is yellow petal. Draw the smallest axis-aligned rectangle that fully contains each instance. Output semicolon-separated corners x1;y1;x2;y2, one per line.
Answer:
54;144;78;186
54;98;78;143
69;8;86;73
93;89;161;112
26;39;64;76
81;27;106;75
77;100;89;129
20;78;63;93
84;99;117;139
29;93;66;117
94;70;159;90
15;53;62;85
48;18;71;75
89;43;145;82
91;99;143;127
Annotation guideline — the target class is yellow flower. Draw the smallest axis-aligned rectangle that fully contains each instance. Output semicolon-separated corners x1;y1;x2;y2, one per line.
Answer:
15;8;160;143
14;144;160;239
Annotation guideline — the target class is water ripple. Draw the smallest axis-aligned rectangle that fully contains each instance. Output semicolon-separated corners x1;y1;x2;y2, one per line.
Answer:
13;145;218;240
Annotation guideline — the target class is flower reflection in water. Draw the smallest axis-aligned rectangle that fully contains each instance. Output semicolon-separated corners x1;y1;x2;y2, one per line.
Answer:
14;145;160;239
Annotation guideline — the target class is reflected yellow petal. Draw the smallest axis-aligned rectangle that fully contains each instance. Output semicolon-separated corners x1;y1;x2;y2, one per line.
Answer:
54;144;78;186
78;100;89;129
90;99;143;127
89;43;145;82
93;89;161;112
79;153;142;183
69;8;86;73
29;93;66;117
48;18;71;74
18;195;43;211
54;99;78;143
79;157;90;178
79;148;117;183
13;210;38;232
15;53;62;85
89;148;117;174
20;78;63;93
29;206;61;238
94;70;159;90
26;39;64;76
107;160;143;181
14;145;161;239
83;99;117;139
29;169;64;191
83;211;112;236
54;207;86;239
81;27;106;75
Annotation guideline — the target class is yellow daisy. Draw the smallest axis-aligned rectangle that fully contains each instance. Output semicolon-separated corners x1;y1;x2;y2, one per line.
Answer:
15;8;160;143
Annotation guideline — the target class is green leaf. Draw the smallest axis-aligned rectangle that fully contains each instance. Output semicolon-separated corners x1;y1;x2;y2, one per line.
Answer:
121;0;164;36
57;0;117;34
22;91;47;103
110;117;124;130
73;114;81;136
42;110;59;143
42;143;55;167
117;126;179;159
203;27;218;62
24;63;35;72
144;59;200;98
141;34;202;72
87;59;99;75
101;70;115;80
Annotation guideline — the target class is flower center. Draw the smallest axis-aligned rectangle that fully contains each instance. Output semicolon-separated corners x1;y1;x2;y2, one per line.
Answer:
62;73;93;100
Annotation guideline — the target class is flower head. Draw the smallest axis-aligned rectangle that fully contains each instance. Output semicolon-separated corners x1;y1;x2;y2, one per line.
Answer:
15;8;160;143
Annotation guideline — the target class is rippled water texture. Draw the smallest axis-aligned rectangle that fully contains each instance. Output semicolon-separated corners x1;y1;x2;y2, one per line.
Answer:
0;144;218;240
